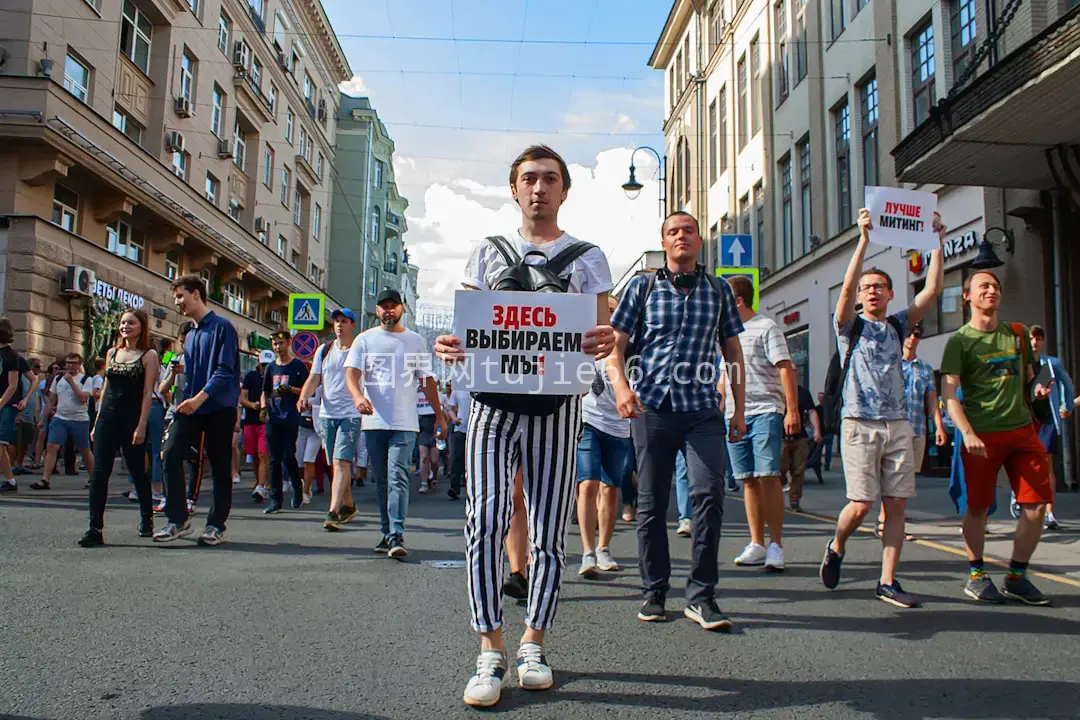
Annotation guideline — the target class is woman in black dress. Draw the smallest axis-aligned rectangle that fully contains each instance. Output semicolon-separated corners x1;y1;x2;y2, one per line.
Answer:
78;309;160;547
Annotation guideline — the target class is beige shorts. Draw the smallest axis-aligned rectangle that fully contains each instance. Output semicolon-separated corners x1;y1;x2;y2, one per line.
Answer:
841;418;916;501
912;434;927;474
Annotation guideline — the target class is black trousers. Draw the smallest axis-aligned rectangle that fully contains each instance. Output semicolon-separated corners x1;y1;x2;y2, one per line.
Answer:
89;417;151;531
450;430;466;493
163;408;236;530
267;422;300;504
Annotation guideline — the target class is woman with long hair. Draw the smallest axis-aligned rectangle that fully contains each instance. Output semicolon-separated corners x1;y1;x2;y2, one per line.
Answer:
78;309;160;547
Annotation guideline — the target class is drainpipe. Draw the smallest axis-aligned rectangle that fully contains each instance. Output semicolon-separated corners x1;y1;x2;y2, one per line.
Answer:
1051;190;1073;489
692;0;711;270
360;118;374;324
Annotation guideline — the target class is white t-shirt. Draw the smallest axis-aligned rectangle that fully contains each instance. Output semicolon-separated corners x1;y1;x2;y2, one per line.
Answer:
416;386;436;416
301;387;322;427
724;314;791;418
92;374;105;397
464;230;614;294
311;340;361;420
53;373;95;422
344;327;430;432
447;389;472;433
583;360;630;438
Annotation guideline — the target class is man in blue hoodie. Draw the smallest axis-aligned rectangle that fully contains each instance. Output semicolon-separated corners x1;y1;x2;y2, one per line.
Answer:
1027;325;1074;530
154;275;240;546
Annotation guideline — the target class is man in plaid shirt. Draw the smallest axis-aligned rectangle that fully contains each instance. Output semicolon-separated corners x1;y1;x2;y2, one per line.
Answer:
607;211;747;632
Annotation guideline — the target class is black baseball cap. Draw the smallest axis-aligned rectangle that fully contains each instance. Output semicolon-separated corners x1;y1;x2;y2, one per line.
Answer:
376;289;404;306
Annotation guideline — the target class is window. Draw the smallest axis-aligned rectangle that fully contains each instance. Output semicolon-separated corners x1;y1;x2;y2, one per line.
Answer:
718;86;728;174
736;55;747;150
285;107;294;143
277;234;287;258
52;184;79;232
120;0;152;74
682;137;692;206
179;49;195;102
313;203;322;240
675;50;684;97
112;107;142;144
668;66;676;110
257;228;268;245
316;152;324;181
84;0;101;10
370;206;381;245
776;2;789;103
269;309;283;326
795;3;808;82
683;36;690;83
248;0;264;19
251;57;262;90
63;53;91;102
754;182;765;265
186;0;199;16
374;160;384;188
708;1;724;56
217;12;231;55
293;183;303;226
951;0;977;81
304;73;314;102
830;0;846;40
205;172;219;204
750;35;761;137
913;267;972;336
674;139;683;207
780;156;793;265
165;250;180;280
171;151;188;180
834;99;851;230
799;139;812;253
273;12;288;50
211;85;224;137
223;282;245;315
857;0;871;11
786;328;811;388
268;83;277;114
263;145;273;188
911;19;936;126
106;220;145;265
367;268;378;296
861;75;879;188
234;120;246;171
708;99;718;185
738;194;751;236
281;167;290;206
290;250;300;268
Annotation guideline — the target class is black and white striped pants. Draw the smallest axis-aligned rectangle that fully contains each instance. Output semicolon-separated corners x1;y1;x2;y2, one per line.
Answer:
464;397;582;633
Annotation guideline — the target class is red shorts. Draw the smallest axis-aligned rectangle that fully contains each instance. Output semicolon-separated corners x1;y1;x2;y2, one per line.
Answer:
961;423;1053;509
243;424;268;456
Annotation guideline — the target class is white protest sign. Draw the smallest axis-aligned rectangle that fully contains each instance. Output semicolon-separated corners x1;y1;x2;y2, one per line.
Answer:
452;290;596;395
865;186;939;251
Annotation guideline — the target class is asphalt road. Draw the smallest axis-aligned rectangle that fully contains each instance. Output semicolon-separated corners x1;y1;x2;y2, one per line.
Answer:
1;471;1079;720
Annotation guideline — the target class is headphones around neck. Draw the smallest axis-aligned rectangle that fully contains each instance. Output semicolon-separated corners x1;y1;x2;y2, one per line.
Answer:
658;264;704;290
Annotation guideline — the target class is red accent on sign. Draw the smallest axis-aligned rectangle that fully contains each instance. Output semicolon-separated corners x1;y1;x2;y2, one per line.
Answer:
783;311;801;325
292;331;318;359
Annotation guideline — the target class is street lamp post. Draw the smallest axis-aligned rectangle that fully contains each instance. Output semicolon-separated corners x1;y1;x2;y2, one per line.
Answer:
622;146;667;219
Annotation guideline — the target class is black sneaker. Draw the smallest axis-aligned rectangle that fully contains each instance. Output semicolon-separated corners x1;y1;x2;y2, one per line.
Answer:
502;571;528;600
339;505;359;524
964;574;1006;604
637;597;666;622
820;542;844;589
77;529;104;547
447;488;460;500
323;511;343;531
684;599;732;631
876;580;920;608
251;489;264;504
291;482;304;509
387;534;408;559
0;481;17;493
138;519;154;538
1002;575;1052;606
374;536;391;554
790;502;802;513
263;502;283;515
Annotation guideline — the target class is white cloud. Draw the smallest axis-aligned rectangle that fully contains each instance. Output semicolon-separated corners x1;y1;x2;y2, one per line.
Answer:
338;74;374;99
397;148;664;306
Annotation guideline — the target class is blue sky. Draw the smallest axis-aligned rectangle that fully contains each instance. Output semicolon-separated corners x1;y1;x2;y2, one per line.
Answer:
321;0;672;304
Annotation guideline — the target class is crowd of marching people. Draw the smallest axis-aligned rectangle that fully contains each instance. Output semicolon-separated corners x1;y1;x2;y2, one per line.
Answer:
0;145;1075;709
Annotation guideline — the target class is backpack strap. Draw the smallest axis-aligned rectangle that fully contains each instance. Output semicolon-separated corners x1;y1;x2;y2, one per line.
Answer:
839;316;865;390
485;235;522;268
887;316;903;342
631;271;659;348
319;341;334;365
544;242;598;277
1009;322;1030;371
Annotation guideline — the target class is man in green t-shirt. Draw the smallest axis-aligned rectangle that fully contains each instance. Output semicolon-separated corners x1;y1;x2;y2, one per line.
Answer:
940;270;1054;607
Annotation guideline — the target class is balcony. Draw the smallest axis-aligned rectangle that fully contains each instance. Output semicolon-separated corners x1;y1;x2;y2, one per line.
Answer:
383;258;399;274
295;152;318;186
386;210;403;230
232;70;274;124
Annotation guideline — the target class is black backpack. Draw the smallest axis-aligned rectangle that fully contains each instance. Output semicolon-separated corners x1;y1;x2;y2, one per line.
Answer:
820;314;903;435
474;235;598;416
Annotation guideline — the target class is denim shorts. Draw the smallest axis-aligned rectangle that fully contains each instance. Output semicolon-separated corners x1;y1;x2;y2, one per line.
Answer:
576;423;634;488
320;416;361;461
0;406;19;446
727;412;784;481
48;418;91;450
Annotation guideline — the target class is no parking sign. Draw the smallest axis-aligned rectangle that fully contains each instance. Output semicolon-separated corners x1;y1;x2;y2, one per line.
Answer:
292;331;318;360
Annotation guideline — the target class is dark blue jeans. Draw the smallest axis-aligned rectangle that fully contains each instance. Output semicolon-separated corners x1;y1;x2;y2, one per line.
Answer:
364;429;417;536
633;404;726;605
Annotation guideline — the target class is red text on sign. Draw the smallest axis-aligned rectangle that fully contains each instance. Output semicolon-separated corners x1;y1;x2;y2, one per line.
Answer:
491;305;558;331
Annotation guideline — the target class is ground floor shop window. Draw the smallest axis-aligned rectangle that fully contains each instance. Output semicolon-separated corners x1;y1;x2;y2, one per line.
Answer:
912;265;972;337
785;326;810;389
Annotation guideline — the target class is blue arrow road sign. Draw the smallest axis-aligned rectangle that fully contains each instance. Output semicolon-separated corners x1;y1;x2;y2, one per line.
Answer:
720;234;754;268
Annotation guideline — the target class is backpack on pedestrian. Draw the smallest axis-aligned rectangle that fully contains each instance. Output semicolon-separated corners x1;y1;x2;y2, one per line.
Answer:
820;315;903;436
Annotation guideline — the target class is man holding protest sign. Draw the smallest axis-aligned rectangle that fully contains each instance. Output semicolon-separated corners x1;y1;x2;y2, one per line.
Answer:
821;203;946;609
434;145;615;708
607;210;747;632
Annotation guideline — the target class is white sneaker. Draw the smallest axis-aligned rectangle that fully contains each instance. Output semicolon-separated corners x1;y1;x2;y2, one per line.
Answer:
676;518;692;537
596;547;619;571
418;481;429;495
303;492;312;505
232;474;241;485
283;481;293;495
578;552;599;579
463;651;508;707
765;542;785;572
734;542;767;566
516;642;553;691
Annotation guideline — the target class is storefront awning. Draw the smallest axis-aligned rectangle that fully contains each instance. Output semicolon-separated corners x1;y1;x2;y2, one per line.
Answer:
893;6;1080;192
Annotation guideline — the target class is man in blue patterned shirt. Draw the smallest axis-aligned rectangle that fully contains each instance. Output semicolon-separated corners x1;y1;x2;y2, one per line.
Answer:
607;211;747;632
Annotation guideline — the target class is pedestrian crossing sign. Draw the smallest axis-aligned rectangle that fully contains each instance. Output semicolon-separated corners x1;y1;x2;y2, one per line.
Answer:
287;293;325;331
715;267;760;311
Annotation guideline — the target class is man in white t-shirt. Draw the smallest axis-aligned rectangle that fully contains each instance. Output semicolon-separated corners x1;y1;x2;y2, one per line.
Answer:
34;353;95;489
300;308;362;531
444;383;471;500
416;384;439;494
345;290;446;558
723;276;801;573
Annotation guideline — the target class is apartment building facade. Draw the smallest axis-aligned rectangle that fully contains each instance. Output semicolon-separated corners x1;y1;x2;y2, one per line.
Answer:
0;0;349;366
328;94;411;329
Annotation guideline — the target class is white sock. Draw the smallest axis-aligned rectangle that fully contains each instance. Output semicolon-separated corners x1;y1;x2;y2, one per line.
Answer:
1046;510;1057;523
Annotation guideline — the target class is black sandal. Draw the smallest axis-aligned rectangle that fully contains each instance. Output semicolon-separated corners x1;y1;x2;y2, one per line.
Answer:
29;480;50;490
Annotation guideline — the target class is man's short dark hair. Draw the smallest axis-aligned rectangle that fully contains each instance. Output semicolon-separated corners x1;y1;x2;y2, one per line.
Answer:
171;274;207;302
65;352;83;363
726;276;755;307
509;145;571;190
662;210;699;235
272;329;292;341
1030;325;1046;339
0;318;14;345
860;267;893;290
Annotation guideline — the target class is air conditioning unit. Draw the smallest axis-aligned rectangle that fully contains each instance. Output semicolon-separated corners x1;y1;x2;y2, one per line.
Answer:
232;41;247;69
276;50;290;71
60;264;96;298
217;138;233;158
254;217;268;233
317;98;327;121
166;130;185;153
174;95;193;118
